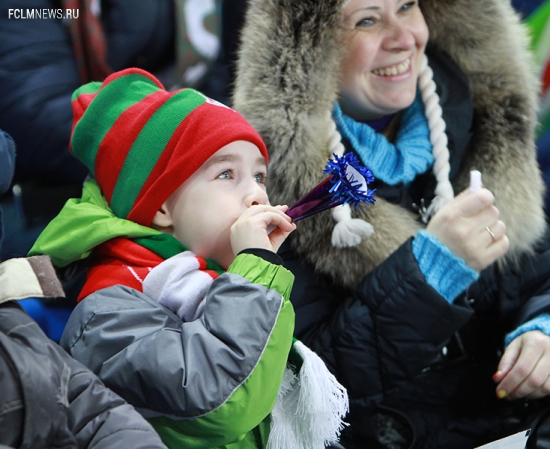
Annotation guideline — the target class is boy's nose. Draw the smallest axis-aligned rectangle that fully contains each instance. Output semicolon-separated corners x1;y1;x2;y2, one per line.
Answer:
246;183;269;207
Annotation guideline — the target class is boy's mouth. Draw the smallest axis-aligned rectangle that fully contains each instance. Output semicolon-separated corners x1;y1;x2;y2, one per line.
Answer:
372;58;411;76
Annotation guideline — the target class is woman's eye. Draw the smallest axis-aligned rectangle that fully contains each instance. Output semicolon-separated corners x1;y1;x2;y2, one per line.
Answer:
254;173;267;184
217;170;232;179
356;17;375;27
400;1;416;12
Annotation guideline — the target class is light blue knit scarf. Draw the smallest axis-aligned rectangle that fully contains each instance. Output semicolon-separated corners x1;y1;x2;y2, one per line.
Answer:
333;93;433;186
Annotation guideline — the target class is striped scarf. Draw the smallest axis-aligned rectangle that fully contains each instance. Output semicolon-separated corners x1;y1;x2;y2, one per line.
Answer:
79;234;222;321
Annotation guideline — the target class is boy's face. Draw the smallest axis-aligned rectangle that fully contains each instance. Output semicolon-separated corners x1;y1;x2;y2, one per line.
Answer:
157;140;268;269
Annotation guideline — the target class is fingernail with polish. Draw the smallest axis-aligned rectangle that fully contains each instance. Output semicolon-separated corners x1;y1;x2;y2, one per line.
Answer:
497;389;507;399
492;370;502;381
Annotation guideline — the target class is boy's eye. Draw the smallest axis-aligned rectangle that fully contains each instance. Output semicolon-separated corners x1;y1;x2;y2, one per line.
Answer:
217;170;232;179
254;172;267;184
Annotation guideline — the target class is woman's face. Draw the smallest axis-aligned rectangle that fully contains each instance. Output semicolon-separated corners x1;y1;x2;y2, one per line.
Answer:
339;0;429;121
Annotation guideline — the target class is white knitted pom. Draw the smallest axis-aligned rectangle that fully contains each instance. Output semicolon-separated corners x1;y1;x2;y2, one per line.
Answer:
331;204;374;248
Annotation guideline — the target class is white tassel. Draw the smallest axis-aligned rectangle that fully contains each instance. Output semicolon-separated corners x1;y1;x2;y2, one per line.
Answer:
292;341;349;433
331;204;374;248
267;342;349;449
268;368;301;449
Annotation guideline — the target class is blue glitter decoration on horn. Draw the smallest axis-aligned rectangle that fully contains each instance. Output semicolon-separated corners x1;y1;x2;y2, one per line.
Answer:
287;152;376;222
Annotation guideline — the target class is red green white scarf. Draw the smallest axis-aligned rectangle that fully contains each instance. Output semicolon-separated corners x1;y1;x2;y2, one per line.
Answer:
79;233;222;317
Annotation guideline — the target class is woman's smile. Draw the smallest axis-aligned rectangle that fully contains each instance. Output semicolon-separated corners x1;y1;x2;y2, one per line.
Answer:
371;57;411;77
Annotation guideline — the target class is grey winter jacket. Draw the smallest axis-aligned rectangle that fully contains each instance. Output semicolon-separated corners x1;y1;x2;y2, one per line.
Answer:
0;255;167;449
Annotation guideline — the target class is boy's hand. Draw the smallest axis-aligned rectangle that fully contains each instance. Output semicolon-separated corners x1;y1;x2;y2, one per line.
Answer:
230;205;296;255
425;188;509;272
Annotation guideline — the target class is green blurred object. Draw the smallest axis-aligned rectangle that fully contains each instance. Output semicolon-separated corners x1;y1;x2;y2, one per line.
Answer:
525;0;550;138
172;0;222;89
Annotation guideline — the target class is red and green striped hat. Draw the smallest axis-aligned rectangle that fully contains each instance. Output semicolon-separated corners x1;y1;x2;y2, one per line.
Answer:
70;67;268;226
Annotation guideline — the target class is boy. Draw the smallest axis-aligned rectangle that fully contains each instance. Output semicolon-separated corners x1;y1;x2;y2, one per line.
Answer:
30;68;347;449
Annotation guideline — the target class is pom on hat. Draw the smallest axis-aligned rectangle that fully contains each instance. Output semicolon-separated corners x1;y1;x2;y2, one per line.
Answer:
70;68;268;227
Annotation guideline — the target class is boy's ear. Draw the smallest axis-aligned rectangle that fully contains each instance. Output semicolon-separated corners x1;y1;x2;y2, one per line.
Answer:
151;202;173;229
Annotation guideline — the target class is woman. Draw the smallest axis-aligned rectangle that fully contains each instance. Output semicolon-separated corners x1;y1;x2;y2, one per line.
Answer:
233;0;550;447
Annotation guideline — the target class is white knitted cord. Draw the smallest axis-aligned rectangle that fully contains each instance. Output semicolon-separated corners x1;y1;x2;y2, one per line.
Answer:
327;111;375;248
418;53;454;222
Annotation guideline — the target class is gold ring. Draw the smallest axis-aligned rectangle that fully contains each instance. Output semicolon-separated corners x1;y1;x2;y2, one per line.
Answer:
486;226;496;241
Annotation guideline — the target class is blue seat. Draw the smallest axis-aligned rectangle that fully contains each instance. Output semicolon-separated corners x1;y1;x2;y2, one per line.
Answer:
18;298;73;343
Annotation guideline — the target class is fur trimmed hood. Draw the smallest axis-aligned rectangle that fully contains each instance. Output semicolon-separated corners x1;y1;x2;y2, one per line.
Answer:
233;0;546;290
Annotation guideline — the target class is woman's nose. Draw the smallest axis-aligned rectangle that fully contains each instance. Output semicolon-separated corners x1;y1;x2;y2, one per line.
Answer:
382;20;415;51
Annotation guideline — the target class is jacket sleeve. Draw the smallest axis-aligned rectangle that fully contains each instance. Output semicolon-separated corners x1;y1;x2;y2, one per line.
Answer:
61;253;295;447
65;356;169;449
0;131;15;194
0;302;167;449
284;238;473;401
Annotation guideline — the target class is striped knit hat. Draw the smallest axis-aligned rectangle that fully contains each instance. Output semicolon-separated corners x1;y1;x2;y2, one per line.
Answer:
70;68;268;227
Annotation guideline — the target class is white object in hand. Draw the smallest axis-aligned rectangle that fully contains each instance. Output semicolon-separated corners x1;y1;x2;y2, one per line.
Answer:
470;170;482;192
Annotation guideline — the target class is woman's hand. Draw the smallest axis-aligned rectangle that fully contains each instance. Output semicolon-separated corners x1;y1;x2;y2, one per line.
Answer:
230;204;296;255
426;188;509;271
493;331;550;399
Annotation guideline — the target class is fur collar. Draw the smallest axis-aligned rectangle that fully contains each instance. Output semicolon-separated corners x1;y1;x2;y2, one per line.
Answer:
233;0;546;290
